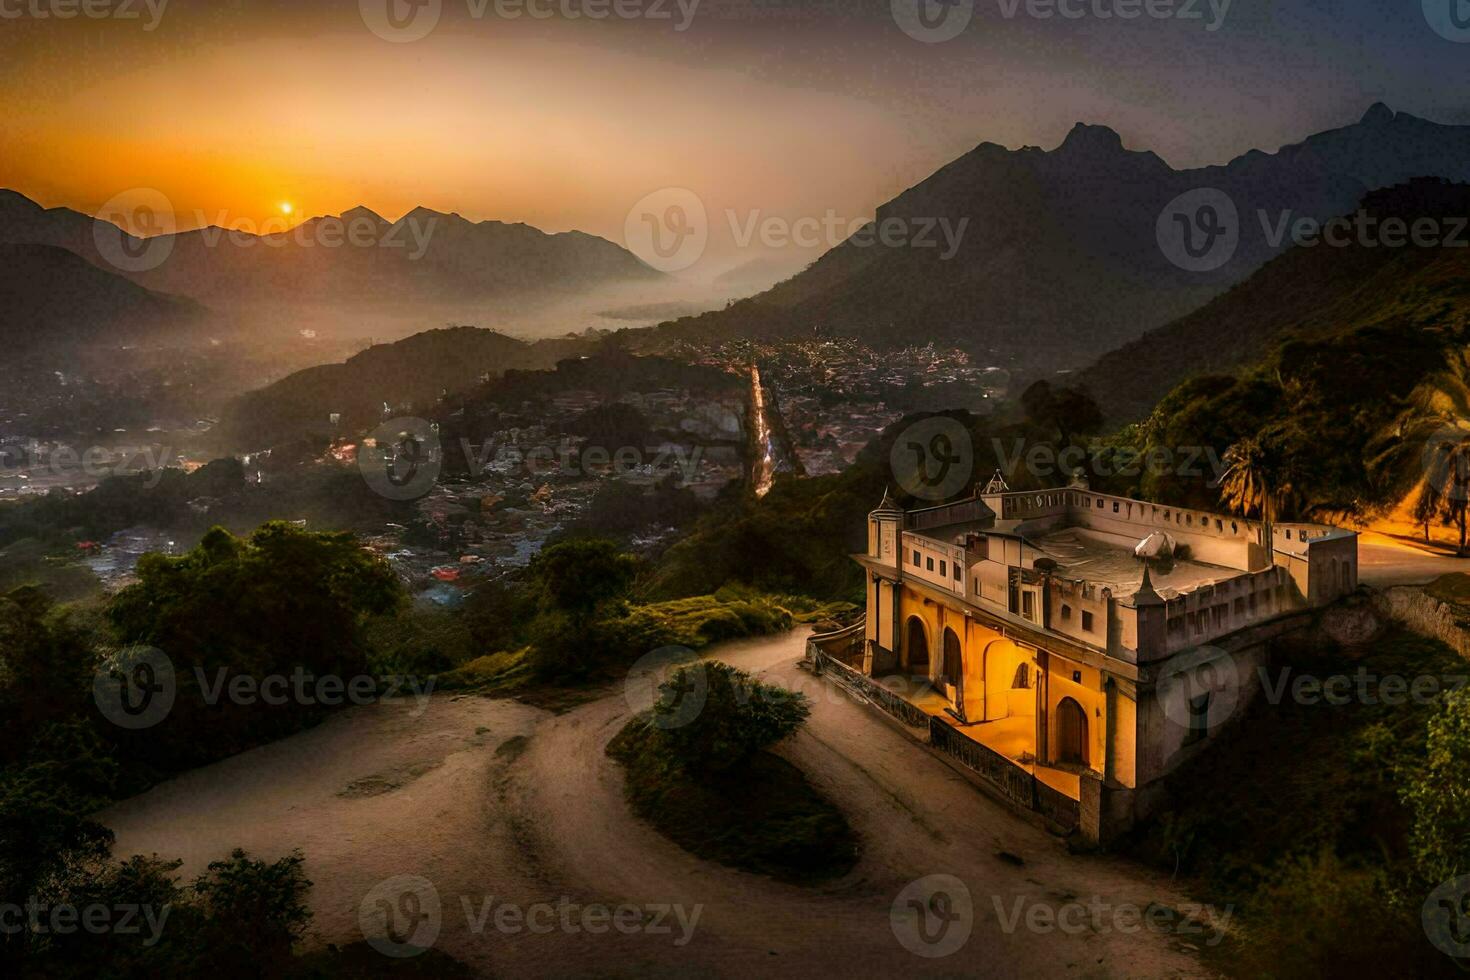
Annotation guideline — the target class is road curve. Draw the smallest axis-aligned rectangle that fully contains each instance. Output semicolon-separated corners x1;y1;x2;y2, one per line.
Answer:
103;632;1217;978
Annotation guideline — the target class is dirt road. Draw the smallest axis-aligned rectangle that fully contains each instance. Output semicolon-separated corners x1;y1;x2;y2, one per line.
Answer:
103;632;1217;978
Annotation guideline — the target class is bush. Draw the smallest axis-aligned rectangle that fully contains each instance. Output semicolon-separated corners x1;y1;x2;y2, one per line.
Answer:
654;661;809;772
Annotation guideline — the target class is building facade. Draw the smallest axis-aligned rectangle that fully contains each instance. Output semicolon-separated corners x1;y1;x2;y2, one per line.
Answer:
849;475;1358;838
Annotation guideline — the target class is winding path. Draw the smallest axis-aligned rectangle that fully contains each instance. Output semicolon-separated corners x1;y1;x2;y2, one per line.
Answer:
103;632;1217;978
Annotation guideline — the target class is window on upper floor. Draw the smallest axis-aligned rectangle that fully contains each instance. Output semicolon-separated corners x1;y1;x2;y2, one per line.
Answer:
953;563;962;581
1081;610;1094;632
926;557;934;571
939;560;947;578
1022;591;1035;621
913;550;920;566
1061;604;1072;621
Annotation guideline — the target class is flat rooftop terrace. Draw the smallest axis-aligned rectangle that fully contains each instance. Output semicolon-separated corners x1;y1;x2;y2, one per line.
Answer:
1035;527;1242;599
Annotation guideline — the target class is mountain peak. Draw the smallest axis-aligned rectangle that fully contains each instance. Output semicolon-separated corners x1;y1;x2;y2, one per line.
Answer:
341;205;384;223
1057;122;1124;155
1361;102;1395;125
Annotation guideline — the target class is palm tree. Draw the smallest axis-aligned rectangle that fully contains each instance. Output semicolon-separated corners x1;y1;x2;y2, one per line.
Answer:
1219;436;1285;562
1418;433;1470;555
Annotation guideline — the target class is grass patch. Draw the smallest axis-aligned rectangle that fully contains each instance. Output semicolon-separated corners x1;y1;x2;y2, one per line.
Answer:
1425;572;1470;606
606;715;858;884
433;647;532;692
1119;623;1466;975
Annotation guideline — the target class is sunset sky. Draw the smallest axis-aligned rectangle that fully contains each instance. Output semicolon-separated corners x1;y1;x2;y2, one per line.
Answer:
3;0;1469;265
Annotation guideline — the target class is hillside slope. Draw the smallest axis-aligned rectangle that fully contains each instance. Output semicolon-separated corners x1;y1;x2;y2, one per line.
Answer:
648;105;1470;373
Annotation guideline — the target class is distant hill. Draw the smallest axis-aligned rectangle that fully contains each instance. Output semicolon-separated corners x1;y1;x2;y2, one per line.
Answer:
1075;178;1470;424
0;190;659;311
218;326;595;449
0;243;206;354
649;105;1470;372
1088;179;1470;518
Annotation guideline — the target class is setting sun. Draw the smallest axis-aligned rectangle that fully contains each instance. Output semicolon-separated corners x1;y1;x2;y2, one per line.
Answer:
279;202;293;215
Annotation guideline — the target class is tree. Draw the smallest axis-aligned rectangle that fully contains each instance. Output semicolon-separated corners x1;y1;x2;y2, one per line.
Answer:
525;539;638;678
654;661;810;772
1220;431;1295;560
106;522;405;770
1417;433;1470;555
1402;687;1470;886
1020;381;1103;448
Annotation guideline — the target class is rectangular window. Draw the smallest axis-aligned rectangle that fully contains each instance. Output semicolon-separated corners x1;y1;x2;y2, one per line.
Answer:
1112;501;1120;513
953;563;962;581
926;557;934;572
1061;604;1072;621
1081;610;1094;632
1233;597;1245;616
1022;591;1036;621
913;550;920;566
939;560;947;577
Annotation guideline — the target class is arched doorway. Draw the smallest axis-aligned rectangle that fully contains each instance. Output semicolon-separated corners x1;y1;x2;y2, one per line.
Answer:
1057;697;1088;766
905;617;929;675
942;628;962;690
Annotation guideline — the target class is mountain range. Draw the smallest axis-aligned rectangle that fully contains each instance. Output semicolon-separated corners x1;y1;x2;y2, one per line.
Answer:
648;104;1470;372
0;189;660;337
